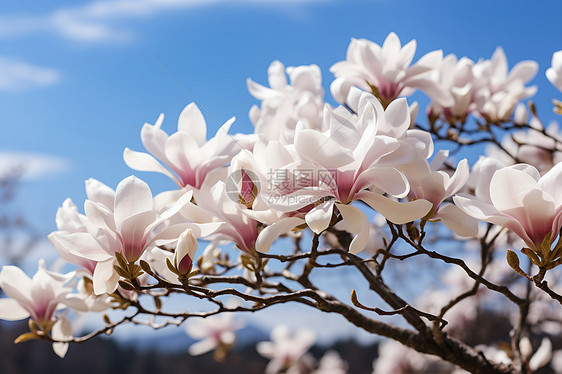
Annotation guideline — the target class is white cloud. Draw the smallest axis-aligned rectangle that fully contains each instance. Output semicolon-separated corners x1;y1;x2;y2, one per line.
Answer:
0;152;70;180
0;58;61;91
0;0;327;43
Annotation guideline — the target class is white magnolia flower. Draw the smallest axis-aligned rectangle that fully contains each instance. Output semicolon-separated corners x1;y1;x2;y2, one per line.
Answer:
472;47;538;123
248;60;325;143
49;176;219;295
372;339;451;374
547;50;562;91
312;350;348;374
185;312;245;356
124;103;240;189
455;163;562;266
257;325;316;374
0;260;74;329
266;96;431;253
428;54;475;124
399;150;477;236
331;32;453;107
173;229;198;275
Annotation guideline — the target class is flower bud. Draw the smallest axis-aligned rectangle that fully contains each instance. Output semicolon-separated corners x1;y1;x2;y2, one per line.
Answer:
174;229;198;275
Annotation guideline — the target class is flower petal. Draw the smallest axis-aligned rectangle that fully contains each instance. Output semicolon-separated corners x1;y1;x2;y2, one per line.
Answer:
357;190;432;224
178;103;206;146
335;203;370;254
256;217;305;253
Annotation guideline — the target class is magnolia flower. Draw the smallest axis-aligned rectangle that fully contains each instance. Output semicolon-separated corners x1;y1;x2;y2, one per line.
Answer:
181;174;260;253
49;176;218;295
472;47;538;123
372;339;451;374
51;312;73;358
124;103;239;189
248;60;325;143
312;351;348;374
256;325;316;374
428;54;475;124
547;50;562;91
520;337;552;372
50;198;98;276
399;150;477;236
454;163;562;269
185;312;245;356
330;32;453;107
0;260;74;330
173;229;197;275
266;97;432;253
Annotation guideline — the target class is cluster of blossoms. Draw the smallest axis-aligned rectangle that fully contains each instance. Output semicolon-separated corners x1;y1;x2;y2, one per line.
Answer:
1;33;562;373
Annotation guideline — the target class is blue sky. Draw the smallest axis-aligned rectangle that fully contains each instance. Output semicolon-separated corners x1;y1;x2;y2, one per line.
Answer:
1;0;561;233
0;0;560;345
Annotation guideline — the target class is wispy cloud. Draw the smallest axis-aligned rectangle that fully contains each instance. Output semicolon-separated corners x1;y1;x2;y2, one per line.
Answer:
0;58;61;92
0;152;70;180
0;0;327;43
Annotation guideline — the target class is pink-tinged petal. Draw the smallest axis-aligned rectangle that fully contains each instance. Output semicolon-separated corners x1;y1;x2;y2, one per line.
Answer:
188;338;217;356
246;78;278;100
397;39;417;70
256;341;275;358
123;148;182;187
513;189;556;246
383;98;410;138
256;217;305;253
52;314;72;358
119;210;157;261
267;60;288;90
453;194;531;244
408;50;443;75
419;172;447;208
178;103;206;146
175;229;197;274
220;331;236;345
55;198;86;232
54;232;112;262
140;120;169;162
92;259;119;295
114;176;154;228
472;157;504;202
0;298;30;321
294;128;354;169
152;222;224;247
356;190;432;224
405;129;434;159
84;200;116;232
61;294;89;313
0;265;33;302
354;167;409;198
305;200;335;234
446;159;469;195
265;189;330;213
539;162;562;206
432;203;479;237
330;77;353;104
335;203;370;254
429;150;449;172
508;61;538;83
408;77;454;107
144;190;194;234
529;338;552;372
489;167;539;211
84;178;115;210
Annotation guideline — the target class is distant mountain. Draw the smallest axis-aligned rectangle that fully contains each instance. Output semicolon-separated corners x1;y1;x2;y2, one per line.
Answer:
118;323;270;353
